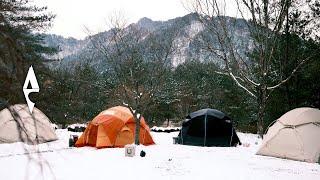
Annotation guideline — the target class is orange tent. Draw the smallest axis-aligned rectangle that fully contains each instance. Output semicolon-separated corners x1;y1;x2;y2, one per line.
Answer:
75;106;155;148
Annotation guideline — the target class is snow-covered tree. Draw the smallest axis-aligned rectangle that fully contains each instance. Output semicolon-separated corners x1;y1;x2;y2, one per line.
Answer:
91;16;177;144
186;0;320;137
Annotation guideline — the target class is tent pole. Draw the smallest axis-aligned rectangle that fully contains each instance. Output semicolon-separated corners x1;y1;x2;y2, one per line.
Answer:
230;124;234;147
204;113;207;147
180;128;183;144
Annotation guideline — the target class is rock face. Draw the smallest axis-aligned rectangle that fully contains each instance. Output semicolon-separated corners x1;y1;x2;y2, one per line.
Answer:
43;13;252;70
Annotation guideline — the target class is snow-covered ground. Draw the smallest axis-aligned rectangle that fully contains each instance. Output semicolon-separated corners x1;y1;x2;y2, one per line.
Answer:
151;126;181;132
0;130;319;180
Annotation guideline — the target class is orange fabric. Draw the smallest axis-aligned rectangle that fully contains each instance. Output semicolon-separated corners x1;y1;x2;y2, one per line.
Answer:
114;126;134;147
75;106;155;148
96;125;111;147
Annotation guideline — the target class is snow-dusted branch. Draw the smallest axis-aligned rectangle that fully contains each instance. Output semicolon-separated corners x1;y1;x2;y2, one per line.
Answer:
229;72;257;98
241;73;260;87
267;56;312;90
214;70;245;82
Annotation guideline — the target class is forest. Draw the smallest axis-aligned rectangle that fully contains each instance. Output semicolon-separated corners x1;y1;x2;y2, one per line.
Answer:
1;0;319;135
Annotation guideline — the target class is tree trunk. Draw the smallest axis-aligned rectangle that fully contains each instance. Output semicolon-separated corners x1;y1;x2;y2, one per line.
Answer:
257;104;265;138
257;86;267;138
134;113;141;145
285;84;292;108
167;118;170;127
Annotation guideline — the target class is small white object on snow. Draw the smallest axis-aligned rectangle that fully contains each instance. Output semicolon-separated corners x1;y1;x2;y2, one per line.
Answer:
125;144;136;157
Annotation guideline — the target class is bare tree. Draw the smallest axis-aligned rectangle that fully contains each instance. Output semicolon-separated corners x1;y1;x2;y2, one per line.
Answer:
90;16;176;144
186;0;319;137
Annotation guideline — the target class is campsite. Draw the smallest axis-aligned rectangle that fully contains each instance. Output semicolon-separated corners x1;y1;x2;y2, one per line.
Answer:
0;105;319;180
0;128;320;180
1;0;320;179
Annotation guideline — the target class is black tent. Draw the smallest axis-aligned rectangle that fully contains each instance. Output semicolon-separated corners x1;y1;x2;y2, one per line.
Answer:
176;108;241;147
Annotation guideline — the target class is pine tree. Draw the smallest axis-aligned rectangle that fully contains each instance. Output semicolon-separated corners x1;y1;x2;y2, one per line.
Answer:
0;0;55;107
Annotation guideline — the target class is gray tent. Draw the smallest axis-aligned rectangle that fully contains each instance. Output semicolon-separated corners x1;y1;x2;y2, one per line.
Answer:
0;104;58;144
257;107;320;163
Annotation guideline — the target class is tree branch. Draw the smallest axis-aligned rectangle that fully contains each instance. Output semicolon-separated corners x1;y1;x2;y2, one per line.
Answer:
267;55;312;90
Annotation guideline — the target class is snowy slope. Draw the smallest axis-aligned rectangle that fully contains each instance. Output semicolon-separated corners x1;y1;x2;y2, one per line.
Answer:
44;14;252;70
0;130;319;180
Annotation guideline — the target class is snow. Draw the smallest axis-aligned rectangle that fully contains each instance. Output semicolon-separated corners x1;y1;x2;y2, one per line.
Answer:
51;123;58;129
67;123;87;129
0;130;319;180
151;126;181;132
171;20;204;67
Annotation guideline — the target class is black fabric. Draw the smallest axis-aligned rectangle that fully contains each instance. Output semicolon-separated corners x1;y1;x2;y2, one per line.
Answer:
178;108;241;147
186;116;205;137
188;108;227;120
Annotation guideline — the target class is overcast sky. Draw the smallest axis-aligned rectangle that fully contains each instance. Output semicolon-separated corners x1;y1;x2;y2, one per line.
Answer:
38;0;188;39
39;0;240;39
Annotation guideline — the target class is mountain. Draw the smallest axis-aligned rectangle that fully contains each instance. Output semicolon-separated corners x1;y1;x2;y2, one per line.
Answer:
43;13;252;70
